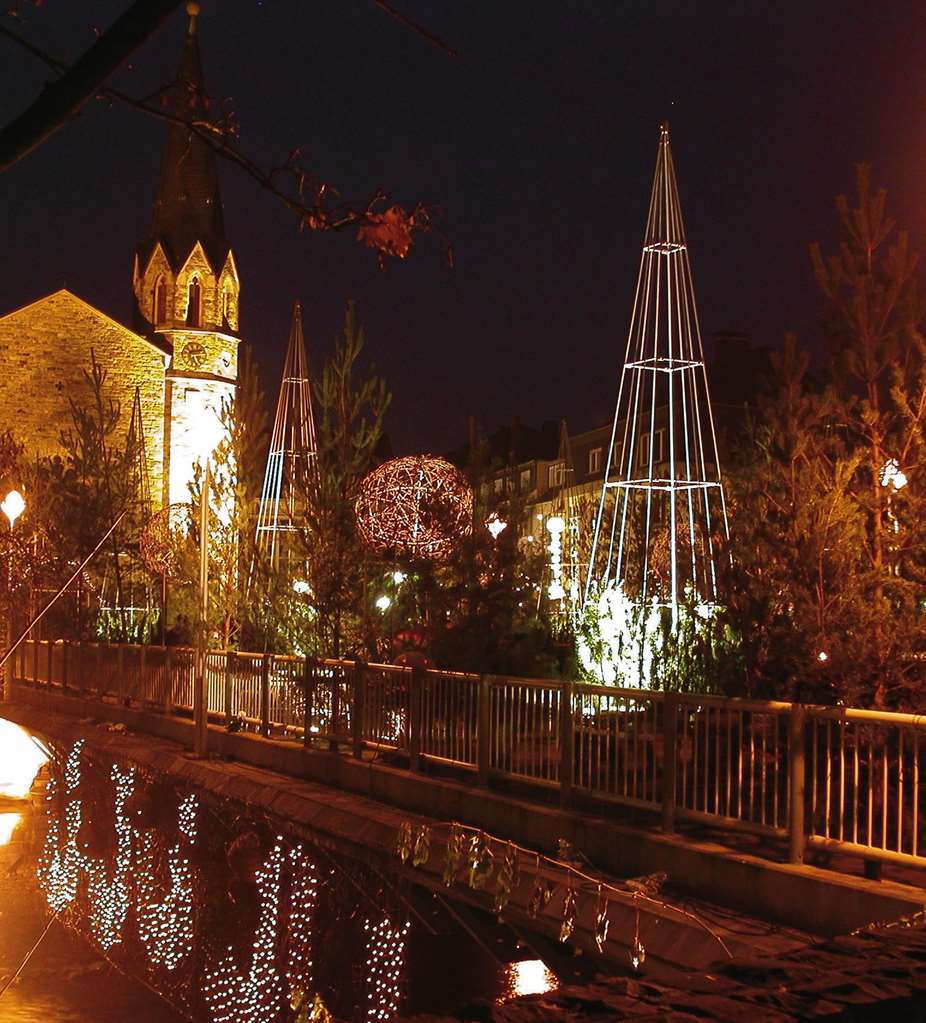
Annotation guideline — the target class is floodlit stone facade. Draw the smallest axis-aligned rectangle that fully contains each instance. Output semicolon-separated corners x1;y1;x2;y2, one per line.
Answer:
0;290;171;503
0;6;239;511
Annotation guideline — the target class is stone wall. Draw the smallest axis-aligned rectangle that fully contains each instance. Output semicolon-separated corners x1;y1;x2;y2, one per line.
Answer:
0;289;168;503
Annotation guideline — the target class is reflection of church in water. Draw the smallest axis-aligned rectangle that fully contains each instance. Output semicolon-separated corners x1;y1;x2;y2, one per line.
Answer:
0;4;238;512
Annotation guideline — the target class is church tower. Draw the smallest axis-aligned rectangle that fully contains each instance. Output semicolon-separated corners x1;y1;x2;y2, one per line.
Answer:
132;1;239;507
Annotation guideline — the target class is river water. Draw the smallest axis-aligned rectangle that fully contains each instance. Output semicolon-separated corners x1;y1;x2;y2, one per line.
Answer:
0;751;559;1023
0;804;188;1022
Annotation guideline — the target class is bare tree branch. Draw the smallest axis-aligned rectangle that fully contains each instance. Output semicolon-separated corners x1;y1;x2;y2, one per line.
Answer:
1;17;449;263
373;0;460;58
0;0;185;171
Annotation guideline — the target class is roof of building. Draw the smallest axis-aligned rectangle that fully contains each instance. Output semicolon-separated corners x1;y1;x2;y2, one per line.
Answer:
136;4;229;275
0;289;171;358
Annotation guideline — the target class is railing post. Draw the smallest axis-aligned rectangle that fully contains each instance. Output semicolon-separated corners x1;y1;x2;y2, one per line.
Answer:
560;680;575;808
662;692;679;833
329;666;341;751
224;650;234;725
32;635;37;687
303;657;315;748
351;659;366;759
260;654;272;737
117;643;126;705
161;646;172;713
61;639;69;693
409;666;423;773
789;703;806;864
136;644;145;705
47;639;53;691
477;675;491;788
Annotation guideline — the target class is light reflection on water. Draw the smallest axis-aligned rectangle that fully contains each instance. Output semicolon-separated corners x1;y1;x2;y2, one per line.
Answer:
0;811;22;847
499;958;559;1000
0;721;48;799
0;801;185;1023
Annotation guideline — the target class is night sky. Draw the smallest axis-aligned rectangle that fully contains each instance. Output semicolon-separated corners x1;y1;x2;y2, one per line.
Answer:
3;1;926;454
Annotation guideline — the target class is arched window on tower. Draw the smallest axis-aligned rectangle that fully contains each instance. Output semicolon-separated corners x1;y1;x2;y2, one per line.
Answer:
186;276;202;328
153;276;168;325
222;286;234;330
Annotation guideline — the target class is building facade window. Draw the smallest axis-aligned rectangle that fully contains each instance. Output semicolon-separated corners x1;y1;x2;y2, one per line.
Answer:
548;461;565;488
520;467;532;491
186;277;202;328
222;285;234;329
494;477;504;494
638;429;665;466
588;447;603;474
153;276;168;325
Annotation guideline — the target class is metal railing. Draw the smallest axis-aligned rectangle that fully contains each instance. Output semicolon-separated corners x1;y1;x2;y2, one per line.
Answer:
11;638;926;871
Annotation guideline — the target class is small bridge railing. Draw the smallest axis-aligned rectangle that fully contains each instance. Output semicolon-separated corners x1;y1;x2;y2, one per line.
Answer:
12;638;926;871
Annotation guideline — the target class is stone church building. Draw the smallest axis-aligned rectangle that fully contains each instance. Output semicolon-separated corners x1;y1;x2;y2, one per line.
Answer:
0;4;238;510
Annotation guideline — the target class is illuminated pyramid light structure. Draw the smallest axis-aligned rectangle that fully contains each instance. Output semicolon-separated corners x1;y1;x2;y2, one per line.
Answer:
256;301;318;573
582;123;729;684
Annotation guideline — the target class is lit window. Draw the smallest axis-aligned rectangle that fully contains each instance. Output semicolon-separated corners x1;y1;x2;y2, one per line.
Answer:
520;467;531;490
638;430;665;466
548;462;565;488
186;277;202;328
494;477;504;493
588;447;603;474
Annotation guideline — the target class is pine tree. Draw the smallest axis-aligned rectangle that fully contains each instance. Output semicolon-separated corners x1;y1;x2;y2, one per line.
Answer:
811;166;926;707
298;302;390;657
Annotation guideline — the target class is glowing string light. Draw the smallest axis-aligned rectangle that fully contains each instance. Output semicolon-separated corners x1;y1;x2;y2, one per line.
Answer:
363;915;410;1022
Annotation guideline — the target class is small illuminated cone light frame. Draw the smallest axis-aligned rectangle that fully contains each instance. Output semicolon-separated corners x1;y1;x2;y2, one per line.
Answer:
546;515;566;601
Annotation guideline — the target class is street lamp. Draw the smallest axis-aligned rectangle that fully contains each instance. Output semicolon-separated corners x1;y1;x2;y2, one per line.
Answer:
1;490;24;702
1;490;25;530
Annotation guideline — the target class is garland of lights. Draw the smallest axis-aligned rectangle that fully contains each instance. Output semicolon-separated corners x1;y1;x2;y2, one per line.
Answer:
354;455;473;562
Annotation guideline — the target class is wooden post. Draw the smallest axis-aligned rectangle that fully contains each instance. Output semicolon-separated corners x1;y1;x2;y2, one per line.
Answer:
224;651;234;725
789;704;806;864
559;680;575;808
662;692;679;833
62;639;69;693
46;639;53;691
351;659;366;759
477;675;491;788
409;666;423;773
260;654;271;737
139;644;147;705
32;635;37;687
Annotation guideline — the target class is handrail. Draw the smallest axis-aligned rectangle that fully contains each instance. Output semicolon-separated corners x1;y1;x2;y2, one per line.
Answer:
13;636;926;874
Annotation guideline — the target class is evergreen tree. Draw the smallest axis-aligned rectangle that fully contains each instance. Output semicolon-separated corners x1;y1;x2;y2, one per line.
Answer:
298;302;390;657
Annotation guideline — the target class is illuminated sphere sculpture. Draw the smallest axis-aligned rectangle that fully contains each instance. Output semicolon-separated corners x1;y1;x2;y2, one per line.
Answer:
355;455;473;561
139;504;190;578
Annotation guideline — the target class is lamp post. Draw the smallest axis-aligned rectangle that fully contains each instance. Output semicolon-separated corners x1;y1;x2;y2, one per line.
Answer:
193;466;210;756
1;490;25;701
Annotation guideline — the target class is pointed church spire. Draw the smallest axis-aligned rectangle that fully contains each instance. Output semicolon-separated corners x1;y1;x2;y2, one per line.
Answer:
140;1;228;273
